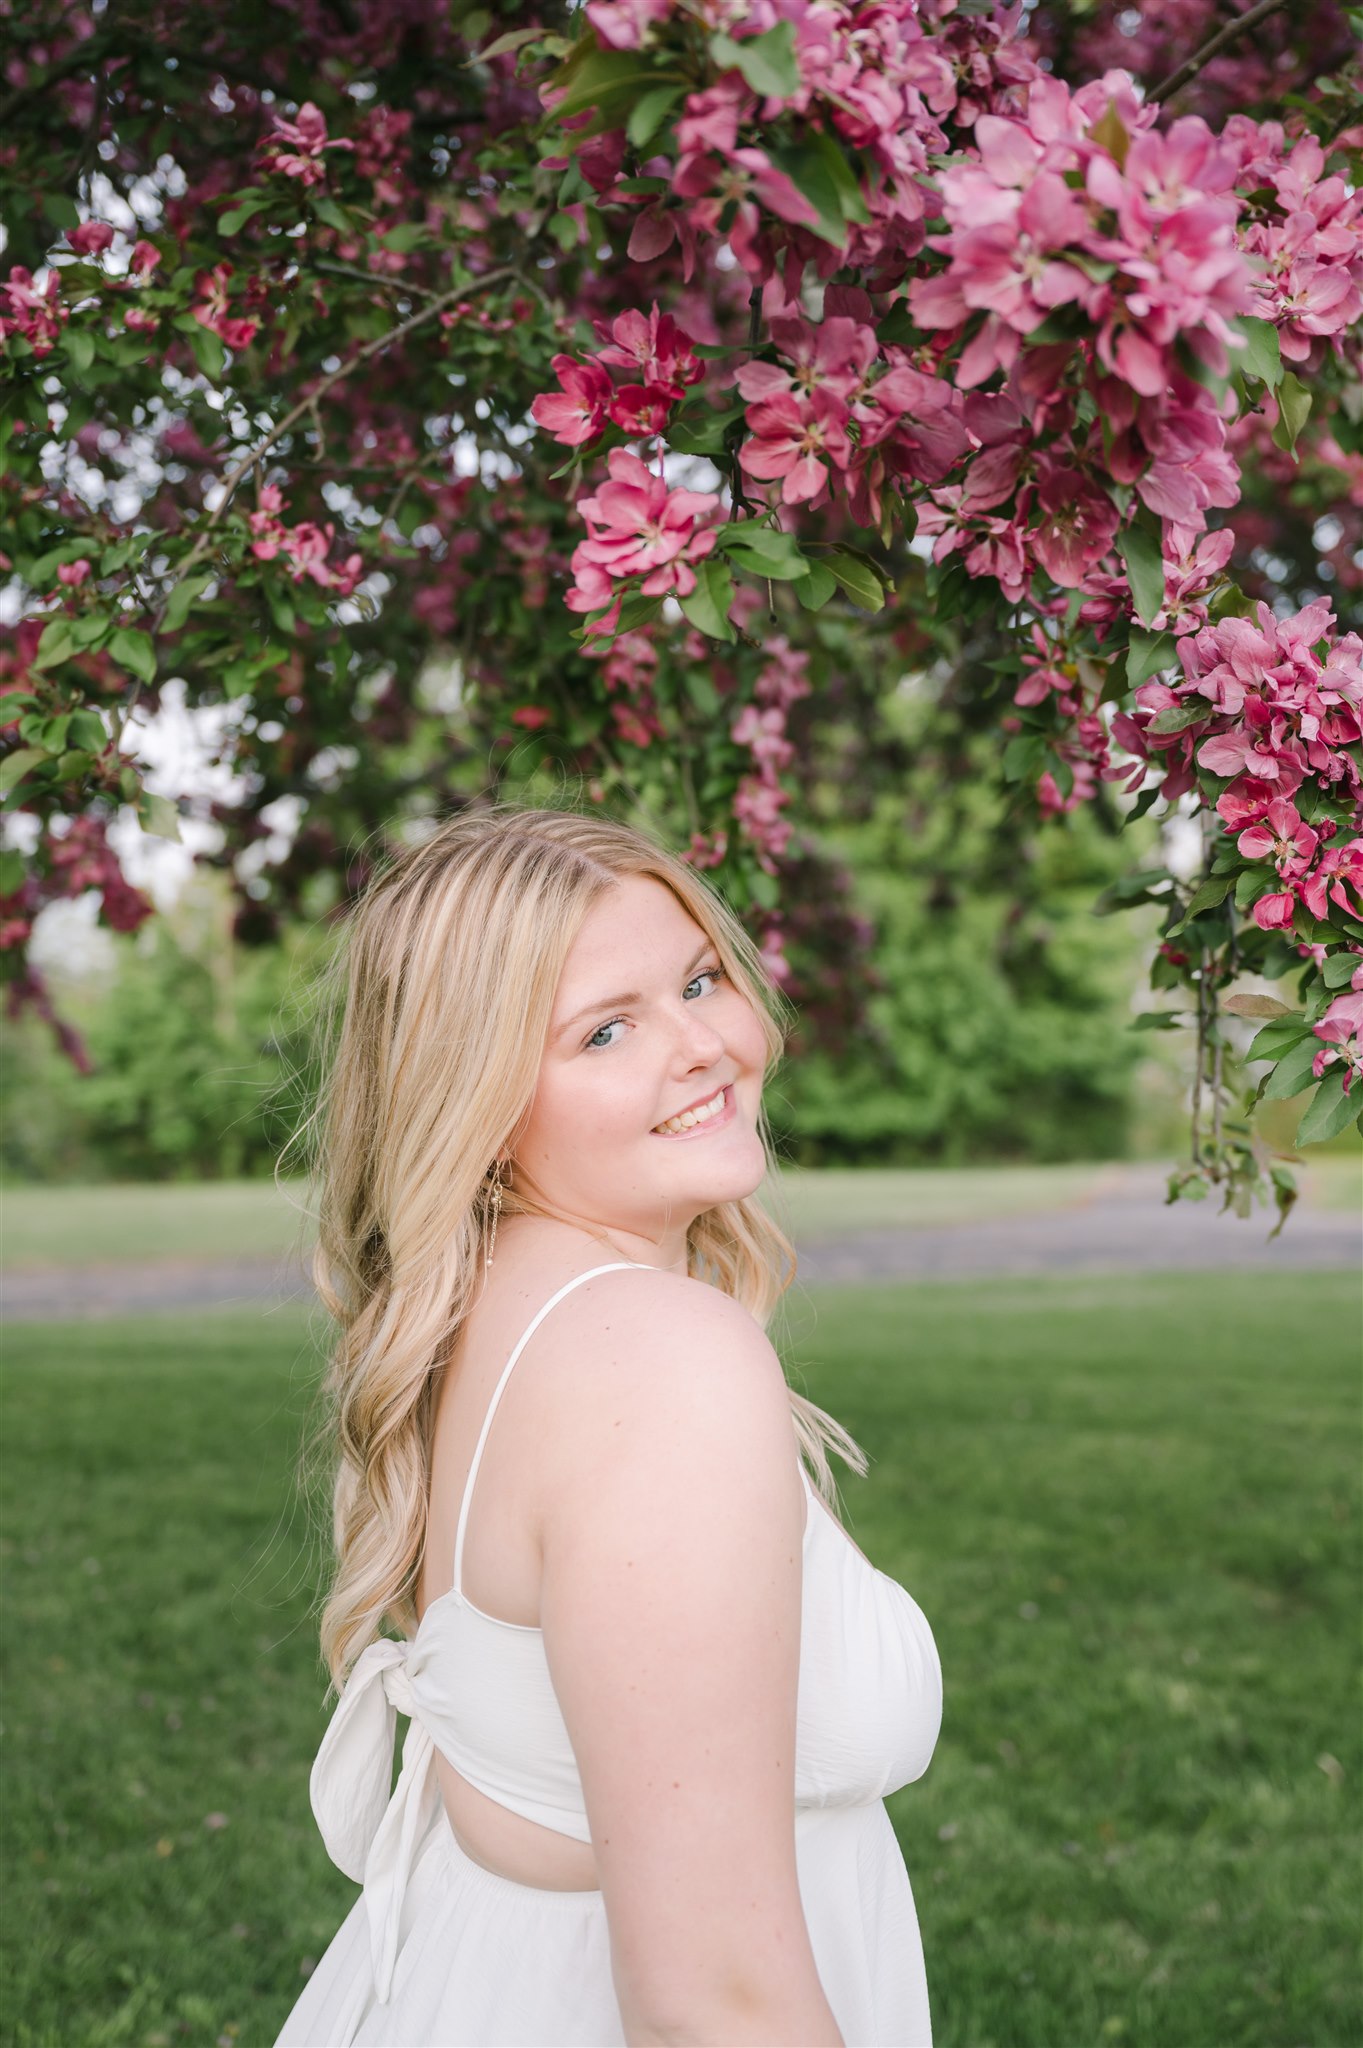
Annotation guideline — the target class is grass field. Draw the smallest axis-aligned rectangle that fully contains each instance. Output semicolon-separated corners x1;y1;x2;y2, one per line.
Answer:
3;1153;1359;1269
3;1271;1359;2048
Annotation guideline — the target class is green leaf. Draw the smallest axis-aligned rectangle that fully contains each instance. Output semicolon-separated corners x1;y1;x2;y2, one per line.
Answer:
1125;627;1177;688
0;748;48;797
1295;1070;1359;1145
804;129;869;226
1323;952;1361;988
136;791;182;842
0;848;25;896
1235;315;1283;390
821;547;886;612
1002;732;1045;783
67;709;108;752
1130;1011;1186;1030
685;669;720;717
218;193;272;235
1270;370;1312;456
110;627;156;685
792;559;838;610
708;22;801;99
627;85;682;150
1260;1034;1323;1101
666;404;744;457
1177;871;1236;923
65;329;95;374
718;522;808;581
677;558;736;642
1147;700;1208;736
43;191;81;231
311;197;353;236
1116;524;1166;627
185;322;226;381
1246;1017;1315;1061
773;145;847;246
552;50;682;123
467;26;545;65
163;574;210;635
32;618;76;671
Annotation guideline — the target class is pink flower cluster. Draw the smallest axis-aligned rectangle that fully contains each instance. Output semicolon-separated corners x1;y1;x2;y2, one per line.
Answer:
1112;598;1363;932
256;102;354;187
735;303;968;519
730;634;811;874
247;484;364;597
192;261;261;352
49;814;152;936
531;304;704;446
0;266;67;357
564;448;721;639
594;628;667;749
1228;129;1363;366
1311;991;1363;1095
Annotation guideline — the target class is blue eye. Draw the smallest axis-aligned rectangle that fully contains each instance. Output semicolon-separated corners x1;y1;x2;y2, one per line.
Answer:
584;964;728;1052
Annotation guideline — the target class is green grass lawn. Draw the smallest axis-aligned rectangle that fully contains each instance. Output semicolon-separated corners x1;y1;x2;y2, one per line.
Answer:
3;1153;1358;1269
3;1272;1359;2048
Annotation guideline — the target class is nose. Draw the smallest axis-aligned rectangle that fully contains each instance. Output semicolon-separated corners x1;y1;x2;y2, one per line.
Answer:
675;1001;726;1068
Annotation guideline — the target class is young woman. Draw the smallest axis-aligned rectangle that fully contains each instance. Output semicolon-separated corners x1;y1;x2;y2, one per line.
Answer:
274;803;943;2047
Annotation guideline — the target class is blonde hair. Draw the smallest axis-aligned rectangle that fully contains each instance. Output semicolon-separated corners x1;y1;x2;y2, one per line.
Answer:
292;799;867;1690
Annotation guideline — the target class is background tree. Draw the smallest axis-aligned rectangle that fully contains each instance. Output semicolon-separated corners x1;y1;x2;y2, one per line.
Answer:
2;0;1360;1222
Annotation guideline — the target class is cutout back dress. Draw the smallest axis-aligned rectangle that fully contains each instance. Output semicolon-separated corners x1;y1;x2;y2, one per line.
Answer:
274;1263;944;2047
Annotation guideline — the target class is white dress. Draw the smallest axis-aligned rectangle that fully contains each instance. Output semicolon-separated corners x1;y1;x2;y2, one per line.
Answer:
275;1264;944;2047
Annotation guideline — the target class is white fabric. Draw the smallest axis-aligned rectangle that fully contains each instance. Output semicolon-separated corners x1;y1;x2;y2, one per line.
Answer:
277;1265;944;2046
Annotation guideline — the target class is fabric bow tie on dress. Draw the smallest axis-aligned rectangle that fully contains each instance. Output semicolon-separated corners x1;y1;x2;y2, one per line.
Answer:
308;1636;440;2006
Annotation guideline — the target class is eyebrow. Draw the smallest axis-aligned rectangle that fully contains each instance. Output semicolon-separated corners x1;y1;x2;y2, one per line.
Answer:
553;939;715;1043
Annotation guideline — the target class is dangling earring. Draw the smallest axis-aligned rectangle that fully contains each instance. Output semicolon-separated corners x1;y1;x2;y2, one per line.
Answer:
484;1161;504;1272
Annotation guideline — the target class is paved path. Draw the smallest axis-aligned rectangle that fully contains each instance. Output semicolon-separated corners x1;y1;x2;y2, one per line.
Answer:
3;1165;1355;1321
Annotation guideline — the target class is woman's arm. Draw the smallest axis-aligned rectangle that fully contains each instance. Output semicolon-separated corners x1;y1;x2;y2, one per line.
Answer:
538;1271;844;2048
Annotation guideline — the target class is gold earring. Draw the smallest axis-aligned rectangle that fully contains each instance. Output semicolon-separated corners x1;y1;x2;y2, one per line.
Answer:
485;1162;503;1272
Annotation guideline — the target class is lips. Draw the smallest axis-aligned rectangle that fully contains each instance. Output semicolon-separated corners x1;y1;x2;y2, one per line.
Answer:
651;1083;735;1137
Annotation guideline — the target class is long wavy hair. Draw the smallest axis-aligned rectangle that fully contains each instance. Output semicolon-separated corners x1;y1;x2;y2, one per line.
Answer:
290;801;868;1691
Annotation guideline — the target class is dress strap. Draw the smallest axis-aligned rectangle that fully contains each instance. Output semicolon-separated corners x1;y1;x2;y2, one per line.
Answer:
453;1263;643;1599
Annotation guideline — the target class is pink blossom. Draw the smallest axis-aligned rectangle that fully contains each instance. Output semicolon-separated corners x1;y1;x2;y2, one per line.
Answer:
740;389;851;507
1310;991;1363;1094
594;305;703;398
1030;469;1120;586
1236;798;1318;876
584;0;671;51
566;449;720;634
57;559;91;588
1299;837;1363;925
67;221;115;257
191;263;260;351
531;354;613;446
0;267;66;357
257;101;354;187
129;240;161;277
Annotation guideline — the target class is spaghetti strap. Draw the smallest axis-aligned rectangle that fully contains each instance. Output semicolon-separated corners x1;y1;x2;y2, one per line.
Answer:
452;1263;643;1599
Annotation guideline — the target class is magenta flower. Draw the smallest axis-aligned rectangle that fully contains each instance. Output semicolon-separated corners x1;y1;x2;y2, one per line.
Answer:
740;389;851;507
1310;991;1363;1094
67;220;115;257
594;305;703;400
191;263;260;351
1236;798;1318;876
566;449;720;634
1299;837;1363;924
129;240;161;278
1030;469;1120;587
258;101;354;187
530;354;614;446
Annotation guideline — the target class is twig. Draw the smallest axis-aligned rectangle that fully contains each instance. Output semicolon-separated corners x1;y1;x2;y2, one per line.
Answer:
1151;0;1288;104
113;263;518;747
310;259;439;302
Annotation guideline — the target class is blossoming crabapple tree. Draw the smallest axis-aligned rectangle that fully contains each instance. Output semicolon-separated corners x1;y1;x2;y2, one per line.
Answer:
2;0;1361;1225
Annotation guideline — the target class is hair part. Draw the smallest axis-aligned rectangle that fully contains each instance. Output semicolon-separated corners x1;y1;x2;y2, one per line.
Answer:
284;799;868;1693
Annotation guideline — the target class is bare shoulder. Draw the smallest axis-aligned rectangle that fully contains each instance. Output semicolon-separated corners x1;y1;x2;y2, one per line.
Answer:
536;1265;788;1465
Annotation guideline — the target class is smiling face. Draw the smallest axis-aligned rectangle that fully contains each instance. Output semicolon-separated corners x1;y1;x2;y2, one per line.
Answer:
505;874;771;1269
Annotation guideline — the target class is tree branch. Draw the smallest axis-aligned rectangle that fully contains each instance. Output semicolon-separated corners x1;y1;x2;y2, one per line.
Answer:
113;264;519;748
1151;0;1289;105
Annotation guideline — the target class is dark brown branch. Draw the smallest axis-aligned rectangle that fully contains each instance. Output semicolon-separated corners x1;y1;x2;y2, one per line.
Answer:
113;263;519;746
1151;0;1289;104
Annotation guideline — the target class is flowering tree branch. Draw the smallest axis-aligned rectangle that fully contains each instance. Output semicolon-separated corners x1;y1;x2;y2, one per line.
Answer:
1151;0;1290;106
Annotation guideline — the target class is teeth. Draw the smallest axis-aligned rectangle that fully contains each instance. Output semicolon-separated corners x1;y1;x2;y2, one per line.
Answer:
654;1086;726;1136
